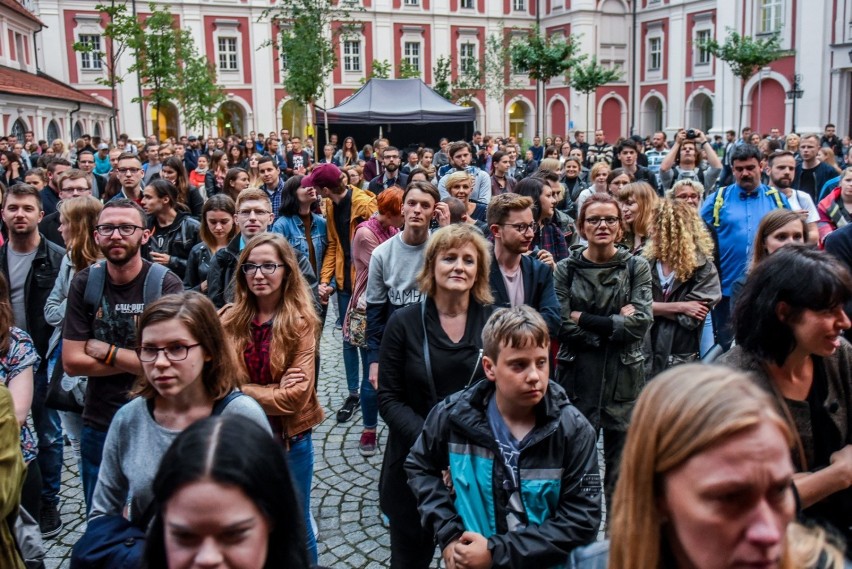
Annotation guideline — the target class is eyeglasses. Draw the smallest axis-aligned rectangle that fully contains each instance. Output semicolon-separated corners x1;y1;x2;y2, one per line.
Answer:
501;222;538;234
117;167;141;175
136;344;200;362
241;263;284;275
237;209;272;218
585;216;620;227
95;224;145;236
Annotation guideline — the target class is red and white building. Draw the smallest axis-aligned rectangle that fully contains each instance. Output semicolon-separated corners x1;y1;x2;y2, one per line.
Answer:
21;0;852;143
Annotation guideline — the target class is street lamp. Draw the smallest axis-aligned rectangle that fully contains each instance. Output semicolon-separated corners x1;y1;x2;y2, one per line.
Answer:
785;74;803;133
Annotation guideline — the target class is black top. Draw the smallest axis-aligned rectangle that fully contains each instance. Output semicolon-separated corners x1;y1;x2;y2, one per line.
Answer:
333;192;353;292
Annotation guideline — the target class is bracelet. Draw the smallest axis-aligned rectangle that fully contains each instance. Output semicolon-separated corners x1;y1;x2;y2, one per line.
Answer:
104;345;117;366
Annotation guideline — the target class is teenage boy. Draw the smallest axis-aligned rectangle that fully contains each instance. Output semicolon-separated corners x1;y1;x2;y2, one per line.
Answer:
406;306;601;569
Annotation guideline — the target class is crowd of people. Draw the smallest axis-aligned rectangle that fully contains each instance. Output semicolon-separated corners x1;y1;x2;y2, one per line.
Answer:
0;121;850;569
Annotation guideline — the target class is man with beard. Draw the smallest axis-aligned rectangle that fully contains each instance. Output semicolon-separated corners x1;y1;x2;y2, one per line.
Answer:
486;193;560;336
62;199;183;510
0;183;65;537
768;150;819;242
437;141;491;204
700;145;789;349
74;150;107;198
368;146;408;194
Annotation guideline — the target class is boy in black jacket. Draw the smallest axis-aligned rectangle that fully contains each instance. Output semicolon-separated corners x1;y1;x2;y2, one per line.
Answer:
406;306;601;569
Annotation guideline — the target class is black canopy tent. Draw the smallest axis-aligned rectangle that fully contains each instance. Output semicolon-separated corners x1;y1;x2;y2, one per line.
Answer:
316;78;476;150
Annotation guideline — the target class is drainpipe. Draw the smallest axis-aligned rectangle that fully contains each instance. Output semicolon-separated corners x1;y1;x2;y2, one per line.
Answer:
33;23;44;73
629;0;637;135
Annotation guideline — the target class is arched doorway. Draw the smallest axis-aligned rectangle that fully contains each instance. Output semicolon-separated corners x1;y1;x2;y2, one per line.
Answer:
549;99;566;139
10;118;27;141
72;120;83;141
458;98;484;133
688;93;713;133
281;100;306;139
508;100;533;147
641;96;664;137
749;79;785;135
47;120;60;143
600;97;625;140
218;101;246;137
151;102;179;142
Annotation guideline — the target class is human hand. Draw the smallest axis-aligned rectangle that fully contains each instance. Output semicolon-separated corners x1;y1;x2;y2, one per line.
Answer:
369;362;379;390
829;445;852;487
318;284;333;302
674;130;686;144
200;280;208;293
681;300;709;321
280;367;308;389
536;248;555;269
694;129;707;144
453;532;492;569
570;310;582;322
620;304;636;317
434;202;451;227
85;339;111;361
150;252;170;265
443;540;460;569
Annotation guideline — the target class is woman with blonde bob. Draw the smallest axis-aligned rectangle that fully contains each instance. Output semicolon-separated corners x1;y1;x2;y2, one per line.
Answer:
570;364;843;569
617;181;658;254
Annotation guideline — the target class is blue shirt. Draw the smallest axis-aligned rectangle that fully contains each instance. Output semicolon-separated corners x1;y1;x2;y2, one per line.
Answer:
263;178;285;221
700;183;789;296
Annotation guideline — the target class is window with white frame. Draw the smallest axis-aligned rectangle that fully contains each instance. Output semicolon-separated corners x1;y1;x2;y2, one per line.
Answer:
460;0;474;9
460;42;476;76
343;40;362;72
513;0;525;10
79;34;102;70
695;29;712;65
404;0;419;4
647;36;662;71
759;0;783;34
404;41;421;72
218;37;239;71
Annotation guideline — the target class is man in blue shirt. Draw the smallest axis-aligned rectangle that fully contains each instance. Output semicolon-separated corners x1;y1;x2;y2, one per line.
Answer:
700;144;789;349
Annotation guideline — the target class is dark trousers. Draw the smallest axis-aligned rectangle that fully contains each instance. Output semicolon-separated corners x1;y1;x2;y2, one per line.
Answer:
711;295;734;351
21;460;42;521
602;428;627;510
388;511;436;569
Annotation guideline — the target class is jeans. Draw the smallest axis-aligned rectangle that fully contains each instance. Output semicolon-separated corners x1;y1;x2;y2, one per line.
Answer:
59;410;84;478
80;425;108;515
285;434;318;565
336;292;376;428
699;312;715;358
31;366;63;506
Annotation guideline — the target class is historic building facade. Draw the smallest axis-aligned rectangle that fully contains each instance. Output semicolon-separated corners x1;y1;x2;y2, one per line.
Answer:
22;0;852;143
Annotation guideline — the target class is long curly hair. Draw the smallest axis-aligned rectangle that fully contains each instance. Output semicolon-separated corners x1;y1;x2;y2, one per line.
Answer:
221;234;319;382
643;199;714;282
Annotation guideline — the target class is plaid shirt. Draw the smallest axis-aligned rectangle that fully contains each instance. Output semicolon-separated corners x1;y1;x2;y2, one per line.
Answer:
244;319;273;387
263;178;285;221
537;220;569;262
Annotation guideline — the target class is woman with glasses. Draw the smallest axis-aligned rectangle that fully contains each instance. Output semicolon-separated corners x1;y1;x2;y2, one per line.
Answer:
141;179;201;280
88;292;269;526
667;178;705;209
160;156;204;217
554;192;653;506
184;195;237;293
221;233;324;565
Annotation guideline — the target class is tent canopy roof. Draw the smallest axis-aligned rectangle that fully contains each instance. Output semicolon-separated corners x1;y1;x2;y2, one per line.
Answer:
320;78;476;125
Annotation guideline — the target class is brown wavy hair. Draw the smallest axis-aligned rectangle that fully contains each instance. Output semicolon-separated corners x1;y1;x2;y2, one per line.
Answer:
59;196;103;272
643;199;714;282
221;234;319;382
617;181;658;239
750;208;809;269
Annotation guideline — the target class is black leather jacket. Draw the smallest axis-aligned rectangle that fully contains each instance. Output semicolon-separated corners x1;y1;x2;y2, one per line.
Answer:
0;234;65;362
145;211;201;279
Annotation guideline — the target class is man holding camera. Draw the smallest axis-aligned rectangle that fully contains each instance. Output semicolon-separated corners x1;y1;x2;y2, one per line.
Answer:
659;128;722;191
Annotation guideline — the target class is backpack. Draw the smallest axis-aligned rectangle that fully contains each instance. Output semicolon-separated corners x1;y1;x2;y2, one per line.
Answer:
83;261;169;318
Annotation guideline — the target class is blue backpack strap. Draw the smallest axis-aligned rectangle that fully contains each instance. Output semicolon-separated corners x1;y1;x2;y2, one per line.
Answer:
83;262;107;318
143;262;170;305
212;390;243;415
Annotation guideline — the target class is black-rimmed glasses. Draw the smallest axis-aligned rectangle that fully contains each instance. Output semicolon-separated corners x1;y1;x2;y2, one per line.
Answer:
136;344;200;362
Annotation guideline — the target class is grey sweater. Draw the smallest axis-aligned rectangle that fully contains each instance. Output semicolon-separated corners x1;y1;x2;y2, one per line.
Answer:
90;393;271;523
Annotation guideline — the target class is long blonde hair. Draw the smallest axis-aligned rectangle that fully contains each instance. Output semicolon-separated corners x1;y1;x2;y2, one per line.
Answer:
59;196;103;272
643;199;714;282
617;181;657;238
221;234;319;381
609;364;796;569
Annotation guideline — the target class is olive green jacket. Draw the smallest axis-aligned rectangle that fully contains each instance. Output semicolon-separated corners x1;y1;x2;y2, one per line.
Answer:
0;385;25;569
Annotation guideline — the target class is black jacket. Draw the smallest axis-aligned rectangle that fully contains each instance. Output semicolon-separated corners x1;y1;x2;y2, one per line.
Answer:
39;212;63;248
144;212;201;279
368;171;409;194
183;241;214;291
631;165;661;195
489;254;561;337
0;235;65;362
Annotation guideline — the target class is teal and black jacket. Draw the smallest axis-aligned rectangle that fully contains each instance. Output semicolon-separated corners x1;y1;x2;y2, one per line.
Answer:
405;379;602;568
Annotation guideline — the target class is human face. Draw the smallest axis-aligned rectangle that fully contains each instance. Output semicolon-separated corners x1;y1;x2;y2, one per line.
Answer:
540;183;557;219
840;172;852;200
784;304;851;357
770;128;780;139
484;341;549;412
661;422;795;569
768;156;796;190
258;161;279;187
382;149;400;173
732;158;761;192
674;184;702;208
493;208;534;255
533;136;541;147
652;132;666;149
142;186;172;216
582;202;621;246
825;125;836;138
618;148;637;167
117;158;144;191
594;130;605;145
161;165;178;184
347;169;361;186
205;209;234;244
233;172;250;192
434;242;478;295
236;200;272;239
0;154;8;168
244;243;286;300
402;189;437;230
3;195;43;236
495;154;512;175
798;137;818;162
620;196;639;226
148;147;160;163
95;208;149;266
608;174;631;194
59;177;92;200
449;179;472;202
198;156;209;170
564;161;580;179
139;320;207;398
421;151;433;168
77;154;95;173
569;148;583;161
679;141;697;163
24;174;45;190
296;184;317;207
58;214;72;245
451;147;472;169
291;138;302;152
764;219;804;256
163;480;271;569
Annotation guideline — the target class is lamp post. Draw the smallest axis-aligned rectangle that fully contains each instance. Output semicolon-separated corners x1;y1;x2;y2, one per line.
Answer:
785;74;803;133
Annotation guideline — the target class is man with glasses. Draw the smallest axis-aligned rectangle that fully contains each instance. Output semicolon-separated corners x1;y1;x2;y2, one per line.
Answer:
112;152;145;203
367;146;408;194
39;169;92;247
62;199;184;511
486;193;560;335
0;183;66;537
207;188;319;309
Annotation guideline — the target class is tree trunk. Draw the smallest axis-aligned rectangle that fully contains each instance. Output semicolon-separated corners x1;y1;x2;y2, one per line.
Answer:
585;91;591;141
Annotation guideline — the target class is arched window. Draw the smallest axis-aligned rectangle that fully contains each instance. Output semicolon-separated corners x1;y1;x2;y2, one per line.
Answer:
10;119;27;141
47;120;61;143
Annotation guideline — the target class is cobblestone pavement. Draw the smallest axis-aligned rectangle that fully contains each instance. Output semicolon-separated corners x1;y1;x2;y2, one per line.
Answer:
43;302;604;568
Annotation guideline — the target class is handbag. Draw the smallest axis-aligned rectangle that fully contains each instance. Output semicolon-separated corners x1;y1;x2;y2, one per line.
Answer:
345;305;368;348
44;345;84;414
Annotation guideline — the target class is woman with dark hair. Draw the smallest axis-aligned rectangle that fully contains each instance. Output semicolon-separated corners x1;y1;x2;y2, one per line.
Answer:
559;156;588;218
228;143;247;169
720;245;852;546
554;192;653;505
490;150;517;196
141;179;201;279
145;415;311;569
338;136;359;168
271;175;327;278
0;151;25;186
205;150;228;197
405;167;429;185
222;167;251;203
516;176;569;263
160;156;204;217
184;194;237;293
89;292;269;524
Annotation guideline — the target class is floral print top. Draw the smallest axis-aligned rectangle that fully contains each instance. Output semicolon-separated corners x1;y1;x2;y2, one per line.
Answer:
0;327;41;463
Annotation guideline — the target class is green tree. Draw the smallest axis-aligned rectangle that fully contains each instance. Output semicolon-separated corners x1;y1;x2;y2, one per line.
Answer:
570;56;622;139
432;55;452;99
699;28;791;132
132;5;181;121
397;59;421;79
177;56;226;134
360;59;392;84
73;1;142;141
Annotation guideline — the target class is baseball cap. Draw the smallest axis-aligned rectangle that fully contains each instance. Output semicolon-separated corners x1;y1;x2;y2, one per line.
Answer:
97;143;109;150
301;163;342;189
187;135;198;141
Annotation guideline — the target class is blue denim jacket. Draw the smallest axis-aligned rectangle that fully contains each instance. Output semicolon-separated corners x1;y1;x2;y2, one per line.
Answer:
271;213;328;272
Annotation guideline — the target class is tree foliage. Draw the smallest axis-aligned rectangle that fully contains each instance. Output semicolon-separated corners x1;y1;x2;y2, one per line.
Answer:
509;25;583;83
569;56;623;138
397;59;421;79
361;59;392;84
178;56;226;133
432;55;453;99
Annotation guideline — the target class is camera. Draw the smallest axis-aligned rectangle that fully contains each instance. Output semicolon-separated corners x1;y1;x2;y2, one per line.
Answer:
685;129;697;140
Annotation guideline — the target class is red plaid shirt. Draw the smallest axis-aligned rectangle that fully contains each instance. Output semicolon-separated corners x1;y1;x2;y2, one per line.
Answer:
244;319;274;386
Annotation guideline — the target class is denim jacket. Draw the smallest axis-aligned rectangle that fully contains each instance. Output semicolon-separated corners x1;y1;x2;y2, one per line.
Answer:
271;213;328;273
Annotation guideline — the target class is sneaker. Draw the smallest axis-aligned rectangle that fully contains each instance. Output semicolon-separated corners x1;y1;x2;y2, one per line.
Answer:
39;502;63;539
359;431;378;456
336;395;360;423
